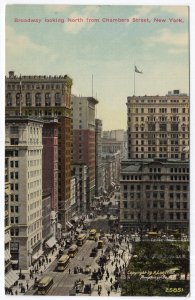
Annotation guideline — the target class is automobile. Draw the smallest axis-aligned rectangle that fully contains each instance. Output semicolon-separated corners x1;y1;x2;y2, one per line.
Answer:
84;264;91;274
65;239;72;248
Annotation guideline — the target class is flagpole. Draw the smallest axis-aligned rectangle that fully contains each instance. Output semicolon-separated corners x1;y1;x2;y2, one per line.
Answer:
134;66;135;96
19;74;22;116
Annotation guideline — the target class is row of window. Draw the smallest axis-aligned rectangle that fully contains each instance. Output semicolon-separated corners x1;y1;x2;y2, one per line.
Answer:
129;133;188;139
123;201;188;209
122;192;188;199
122;212;188;220
128;107;188;114
6;93;62;106
128;153;185;159
28;159;41;167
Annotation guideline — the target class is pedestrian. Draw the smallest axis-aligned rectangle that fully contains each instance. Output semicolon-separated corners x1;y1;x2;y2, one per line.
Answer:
26;283;29;290
15;290;18;295
107;290;110;296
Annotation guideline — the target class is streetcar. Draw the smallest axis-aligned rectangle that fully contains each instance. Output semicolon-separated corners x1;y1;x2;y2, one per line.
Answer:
77;233;87;246
37;275;53;295
57;254;70;271
68;244;78;258
88;229;97;240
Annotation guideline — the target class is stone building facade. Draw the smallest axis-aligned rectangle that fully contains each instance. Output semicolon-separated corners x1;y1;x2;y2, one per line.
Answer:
5;117;43;269
5;71;73;232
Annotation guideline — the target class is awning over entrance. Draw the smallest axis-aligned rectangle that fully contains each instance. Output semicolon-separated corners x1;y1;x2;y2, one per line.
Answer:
45;237;57;248
32;249;44;261
66;221;73;229
5;232;11;244
5;270;18;288
71;216;79;223
11;260;18;265
5;249;11;261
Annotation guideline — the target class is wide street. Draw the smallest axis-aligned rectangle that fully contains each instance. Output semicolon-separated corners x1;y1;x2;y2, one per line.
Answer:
25;213;132;296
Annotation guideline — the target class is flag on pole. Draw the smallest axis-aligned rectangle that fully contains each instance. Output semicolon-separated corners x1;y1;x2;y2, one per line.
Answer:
135;65;143;74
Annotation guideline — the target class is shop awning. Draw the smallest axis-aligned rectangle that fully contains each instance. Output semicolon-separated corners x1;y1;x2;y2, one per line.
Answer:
11;260;18;265
71;216;79;223
5;270;18;288
57;223;62;229
45;237;57;248
66;221;73;229
32;249;43;261
5;249;11;261
5;233;11;244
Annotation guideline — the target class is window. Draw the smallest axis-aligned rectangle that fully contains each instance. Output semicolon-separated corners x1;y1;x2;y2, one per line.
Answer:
123;201;128;209
123;193;127;199
45;93;51;106
159;123;167;131
55;93;61;106
35;93;42;106
169;213;174;220
11;138;19;145
169;202;173;209
6;93;12;106
26;93;32;106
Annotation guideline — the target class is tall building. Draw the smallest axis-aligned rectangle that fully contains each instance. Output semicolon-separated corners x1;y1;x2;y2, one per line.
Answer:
120;91;189;232
72;96;98;211
5;157;12;272
5;117;43;269
127;90;189;160
95;119;103;197
42;118;58;240
5;71;73;232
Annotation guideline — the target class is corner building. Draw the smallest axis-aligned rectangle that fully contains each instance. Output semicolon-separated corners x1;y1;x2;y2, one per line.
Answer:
127;91;189;160
120;91;189;232
5;117;43;269
5;71;73;232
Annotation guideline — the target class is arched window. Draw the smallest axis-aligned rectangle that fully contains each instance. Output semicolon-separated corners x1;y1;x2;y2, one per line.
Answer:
35;93;42;106
26;93;32;106
6;93;12;106
45;93;51;106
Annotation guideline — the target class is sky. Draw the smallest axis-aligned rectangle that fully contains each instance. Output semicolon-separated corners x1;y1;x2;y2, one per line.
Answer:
5;4;189;130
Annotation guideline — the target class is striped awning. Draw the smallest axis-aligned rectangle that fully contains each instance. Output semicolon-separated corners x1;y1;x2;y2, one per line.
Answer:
5;233;11;244
66;221;73;229
32;249;43;261
45;237;57;248
5;270;18;288
5;249;11;262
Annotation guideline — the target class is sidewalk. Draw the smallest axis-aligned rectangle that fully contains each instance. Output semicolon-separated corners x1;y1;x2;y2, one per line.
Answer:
87;239;132;297
7;244;61;296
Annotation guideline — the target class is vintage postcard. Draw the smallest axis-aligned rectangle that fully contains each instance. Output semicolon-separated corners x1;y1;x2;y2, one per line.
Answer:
3;2;191;297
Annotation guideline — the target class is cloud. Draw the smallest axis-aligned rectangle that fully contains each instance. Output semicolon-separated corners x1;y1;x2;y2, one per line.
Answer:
143;28;188;52
64;5;100;34
6;26;57;60
43;5;71;14
161;6;188;18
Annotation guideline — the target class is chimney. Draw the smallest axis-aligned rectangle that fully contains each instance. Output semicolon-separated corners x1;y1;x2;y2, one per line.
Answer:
9;71;15;78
